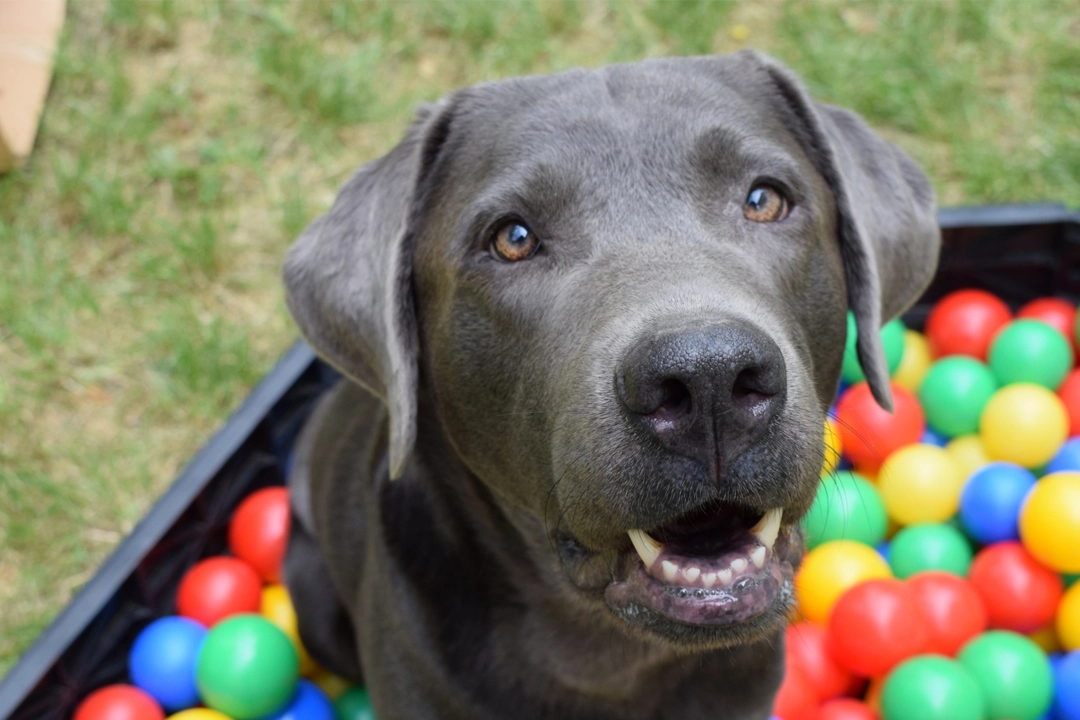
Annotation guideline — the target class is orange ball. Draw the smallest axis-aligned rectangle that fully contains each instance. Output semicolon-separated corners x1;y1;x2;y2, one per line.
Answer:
795;540;893;625
230;487;291;583
835;382;924;472
925;289;1012;360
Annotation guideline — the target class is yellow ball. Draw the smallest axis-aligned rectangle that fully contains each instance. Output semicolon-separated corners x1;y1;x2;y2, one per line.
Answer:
795;540;892;624
893;330;932;391
1021;471;1080;572
945;434;989;482
980;383;1068;468
310;668;353;700
168;710;234;720
877;443;963;526
261;584;316;676
822;418;842;476
1058;582;1080;652
1029;623;1063;654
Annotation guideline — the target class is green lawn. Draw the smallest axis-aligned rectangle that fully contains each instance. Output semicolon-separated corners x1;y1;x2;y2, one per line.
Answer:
1;0;1078;674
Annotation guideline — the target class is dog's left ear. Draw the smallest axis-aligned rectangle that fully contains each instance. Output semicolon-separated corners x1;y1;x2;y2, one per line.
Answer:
734;50;940;411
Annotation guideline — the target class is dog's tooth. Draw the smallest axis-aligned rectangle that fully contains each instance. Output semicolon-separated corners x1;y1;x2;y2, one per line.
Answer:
717;568;733;585
730;558;748;573
627;529;663;570
662;560;679;582
683;566;701;583
750;545;767;569
702;572;717;588
749;508;783;550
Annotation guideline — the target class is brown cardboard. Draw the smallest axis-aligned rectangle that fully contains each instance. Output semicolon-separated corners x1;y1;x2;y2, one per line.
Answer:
0;0;66;171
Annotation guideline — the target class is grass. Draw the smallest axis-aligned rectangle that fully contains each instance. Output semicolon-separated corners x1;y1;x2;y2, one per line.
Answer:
1;0;1078;674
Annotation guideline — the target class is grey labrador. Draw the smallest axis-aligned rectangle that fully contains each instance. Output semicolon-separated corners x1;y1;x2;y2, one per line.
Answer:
281;50;939;719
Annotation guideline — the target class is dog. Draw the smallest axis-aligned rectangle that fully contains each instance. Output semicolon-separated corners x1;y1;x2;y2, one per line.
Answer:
281;50;940;719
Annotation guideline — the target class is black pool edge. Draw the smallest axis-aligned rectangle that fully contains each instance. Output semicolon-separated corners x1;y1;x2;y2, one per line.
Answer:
2;202;1079;719
0;341;317;720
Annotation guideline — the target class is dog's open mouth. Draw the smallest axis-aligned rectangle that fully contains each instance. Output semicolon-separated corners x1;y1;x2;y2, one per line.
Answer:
605;502;800;629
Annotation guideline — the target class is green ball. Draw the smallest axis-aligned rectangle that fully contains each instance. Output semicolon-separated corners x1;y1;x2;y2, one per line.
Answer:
888;523;974;578
958;631;1052;720
842;313;906;384
335;686;375;720
918;357;998;438
802;471;888;549
196;614;299;719
988;319;1071;390
1065;572;1080;588
881;655;985;720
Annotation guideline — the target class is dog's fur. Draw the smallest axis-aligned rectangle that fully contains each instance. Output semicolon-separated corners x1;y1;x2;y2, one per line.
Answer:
282;51;940;719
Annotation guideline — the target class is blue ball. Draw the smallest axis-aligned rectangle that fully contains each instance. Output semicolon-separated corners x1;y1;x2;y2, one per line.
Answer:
128;616;206;711
876;540;890;563
958;462;1037;545
921;427;948;447
260;679;335;720
1053;651;1080;720
1048;437;1080;475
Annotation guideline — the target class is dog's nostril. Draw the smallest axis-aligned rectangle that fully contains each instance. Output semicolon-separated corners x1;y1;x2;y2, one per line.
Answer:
650;379;692;421
731;368;776;412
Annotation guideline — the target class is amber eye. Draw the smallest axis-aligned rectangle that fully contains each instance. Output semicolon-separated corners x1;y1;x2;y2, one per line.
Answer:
491;221;540;262
743;185;790;223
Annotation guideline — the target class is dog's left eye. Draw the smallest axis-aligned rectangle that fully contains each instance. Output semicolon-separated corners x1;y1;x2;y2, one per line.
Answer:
743;185;790;223
491;221;540;262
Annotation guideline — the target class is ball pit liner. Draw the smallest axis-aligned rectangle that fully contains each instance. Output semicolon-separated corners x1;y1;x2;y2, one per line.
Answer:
1;203;1078;720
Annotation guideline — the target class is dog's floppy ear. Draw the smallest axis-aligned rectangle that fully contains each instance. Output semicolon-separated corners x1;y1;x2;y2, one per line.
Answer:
283;99;459;478
737;50;940;411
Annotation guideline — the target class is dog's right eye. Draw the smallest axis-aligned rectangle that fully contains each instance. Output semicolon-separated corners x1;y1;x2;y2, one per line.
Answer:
491;221;540;262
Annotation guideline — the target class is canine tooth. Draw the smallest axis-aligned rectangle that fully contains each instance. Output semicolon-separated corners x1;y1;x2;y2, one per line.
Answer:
731;558;748;573
702;572;717;588
749;508;783;549
628;529;663;569
662;560;679;582
750;545;767;569
683;566;701;583
717;568;733;585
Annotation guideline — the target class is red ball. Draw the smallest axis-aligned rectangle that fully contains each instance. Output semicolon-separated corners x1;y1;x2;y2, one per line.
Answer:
786;622;862;700
773;661;820;720
925;289;1012;360
906;571;988;656
1019;296;1078;360
827;579;930;677
810;698;879;720
176;556;262;627
1059;369;1080;437
834;382;924;472
73;685;164;720
968;541;1063;633
229;487;291;583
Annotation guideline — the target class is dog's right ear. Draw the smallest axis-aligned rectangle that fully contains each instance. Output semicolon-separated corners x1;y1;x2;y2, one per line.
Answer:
283;98;459;479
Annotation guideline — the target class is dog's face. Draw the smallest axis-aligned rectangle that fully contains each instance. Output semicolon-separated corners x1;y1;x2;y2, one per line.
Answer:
284;52;939;651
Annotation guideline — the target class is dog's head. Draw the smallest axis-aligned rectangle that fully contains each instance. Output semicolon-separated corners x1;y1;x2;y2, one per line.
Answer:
284;52;939;649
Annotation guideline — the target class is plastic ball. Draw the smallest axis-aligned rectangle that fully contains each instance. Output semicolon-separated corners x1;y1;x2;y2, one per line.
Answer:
1048;437;1080;474
229;487;290;584
334;687;375;720
1018;296;1078;359
822;418;842;475
167;711;232;720
177;556;263;628
73;685;165;720
989;319;1072;390
958;462;1036;545
835;382;924;472
968;542;1063;633
261;584;315;676
1054;651;1080;720
921;428;948;447
944;435;989;483
893;330;933;392
925;289;1012;361
795;540;893;625
1059;583;1080;652
809;699;877;720
1058;369;1080;437
888;523;973;578
827;578;930;677
918;357;998;439
260;680;335;720
309;670;351;700
980;383;1068;468
129;616;206;711
880;655;984;720
842;313;906;384
907;571;988;656
958;631;1053;720
773;659;819;720
877;444;963;526
785;622;861;700
195;614;299;719
802;471;887;550
1020;471;1080;572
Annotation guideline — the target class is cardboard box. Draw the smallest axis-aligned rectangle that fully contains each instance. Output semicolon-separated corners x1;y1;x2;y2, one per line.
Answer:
0;0;66;171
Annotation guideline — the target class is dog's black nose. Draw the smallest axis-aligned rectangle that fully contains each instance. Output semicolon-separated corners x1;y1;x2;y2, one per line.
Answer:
616;322;787;476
